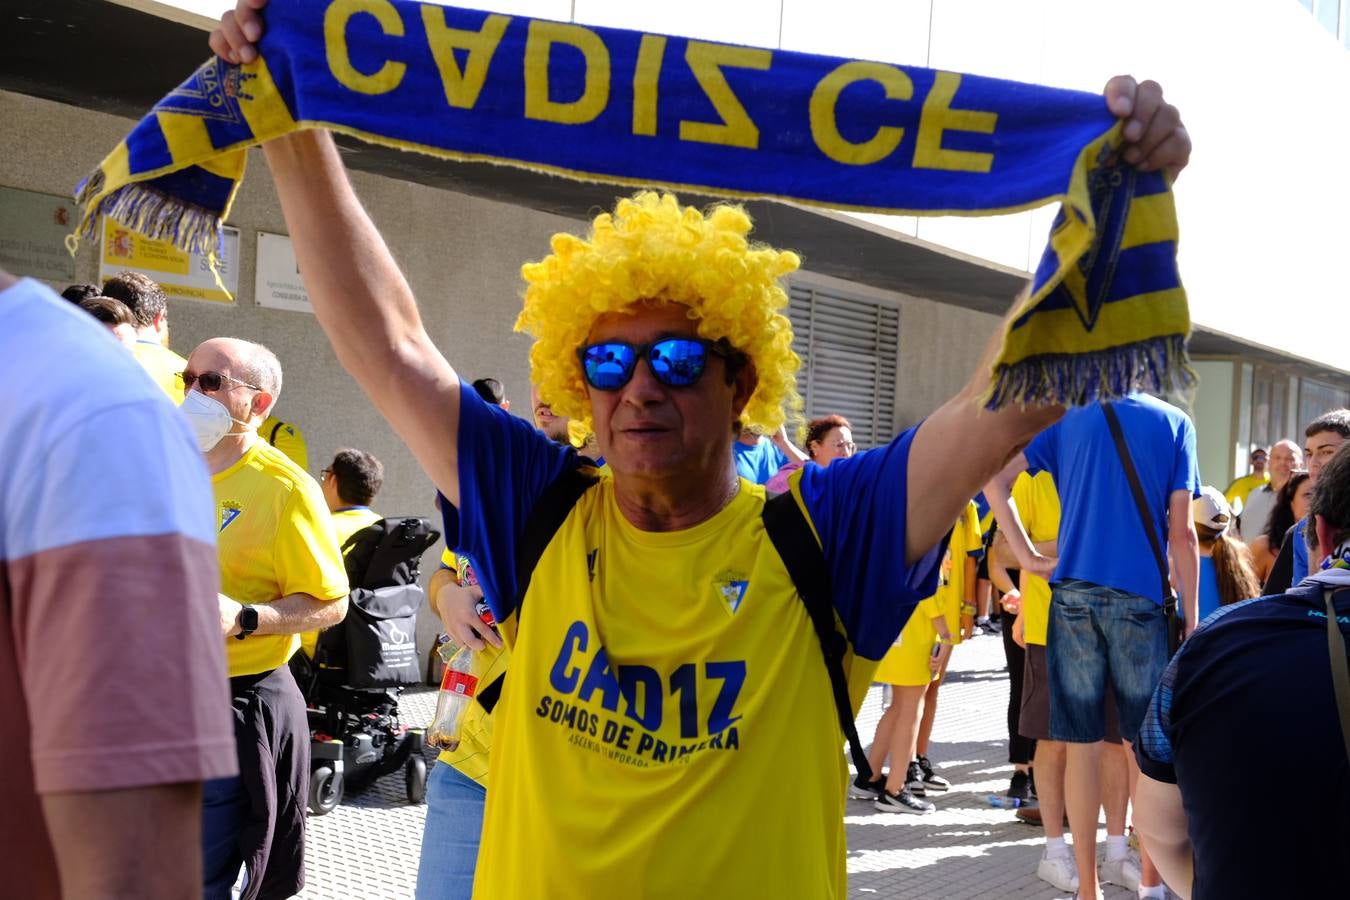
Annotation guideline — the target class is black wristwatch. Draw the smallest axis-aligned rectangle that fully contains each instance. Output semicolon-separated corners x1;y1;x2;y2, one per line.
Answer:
235;605;259;640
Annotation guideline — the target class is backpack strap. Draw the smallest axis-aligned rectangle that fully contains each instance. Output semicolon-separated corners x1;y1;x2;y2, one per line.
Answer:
761;489;873;782
1325;587;1350;766
477;463;601;714
1102;404;1175;611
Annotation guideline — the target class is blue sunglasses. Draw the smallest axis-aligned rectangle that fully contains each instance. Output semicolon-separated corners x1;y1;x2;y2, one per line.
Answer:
577;337;737;391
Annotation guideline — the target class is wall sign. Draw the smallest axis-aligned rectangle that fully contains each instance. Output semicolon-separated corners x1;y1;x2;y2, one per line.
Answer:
0;186;78;281
255;231;312;313
100;216;238;303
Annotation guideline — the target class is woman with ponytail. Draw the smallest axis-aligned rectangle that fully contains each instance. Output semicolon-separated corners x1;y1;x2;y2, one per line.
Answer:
1192;486;1263;622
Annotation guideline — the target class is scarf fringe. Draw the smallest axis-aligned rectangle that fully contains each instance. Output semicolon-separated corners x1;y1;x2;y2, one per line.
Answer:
984;334;1195;410
74;180;222;259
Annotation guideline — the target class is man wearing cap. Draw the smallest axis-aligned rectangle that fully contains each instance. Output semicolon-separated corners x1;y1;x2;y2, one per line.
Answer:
1224;446;1269;516
212;5;1193;894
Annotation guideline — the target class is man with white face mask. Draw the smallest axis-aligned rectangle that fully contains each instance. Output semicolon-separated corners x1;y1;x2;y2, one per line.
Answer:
181;337;350;900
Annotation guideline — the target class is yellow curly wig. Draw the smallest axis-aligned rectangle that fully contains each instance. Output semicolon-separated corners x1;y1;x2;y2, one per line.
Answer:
515;192;802;432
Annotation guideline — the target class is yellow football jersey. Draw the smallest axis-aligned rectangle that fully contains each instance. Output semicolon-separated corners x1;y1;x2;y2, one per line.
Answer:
214;441;349;677
299;506;378;659
1011;471;1061;647
132;340;186;402
262;415;309;471
473;479;871;898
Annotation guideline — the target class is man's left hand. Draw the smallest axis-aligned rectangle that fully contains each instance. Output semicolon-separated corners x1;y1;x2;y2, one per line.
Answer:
1103;76;1191;181
219;594;243;637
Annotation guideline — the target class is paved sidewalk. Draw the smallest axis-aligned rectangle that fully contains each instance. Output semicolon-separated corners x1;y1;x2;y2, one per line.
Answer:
302;633;1141;898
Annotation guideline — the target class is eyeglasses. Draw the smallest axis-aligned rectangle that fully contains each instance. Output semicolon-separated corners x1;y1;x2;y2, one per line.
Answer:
177;370;262;393
577;337;738;391
830;440;858;453
319;468;332;479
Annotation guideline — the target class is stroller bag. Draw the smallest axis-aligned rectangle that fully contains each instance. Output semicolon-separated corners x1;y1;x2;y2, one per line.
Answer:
316;516;440;689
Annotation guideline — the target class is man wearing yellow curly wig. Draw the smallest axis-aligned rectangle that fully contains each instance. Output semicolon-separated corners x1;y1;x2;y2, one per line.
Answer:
214;7;1191;896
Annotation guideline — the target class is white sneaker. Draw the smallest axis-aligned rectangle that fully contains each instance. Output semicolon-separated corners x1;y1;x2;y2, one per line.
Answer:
1037;851;1079;892
1100;851;1142;891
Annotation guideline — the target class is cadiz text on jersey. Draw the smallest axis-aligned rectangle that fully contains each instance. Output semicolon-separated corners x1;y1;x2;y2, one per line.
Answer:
535;620;744;768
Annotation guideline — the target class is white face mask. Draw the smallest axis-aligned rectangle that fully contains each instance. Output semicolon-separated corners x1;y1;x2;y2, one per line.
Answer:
180;389;251;452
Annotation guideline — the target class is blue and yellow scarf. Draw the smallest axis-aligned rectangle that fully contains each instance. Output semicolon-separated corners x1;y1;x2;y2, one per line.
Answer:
75;0;1192;409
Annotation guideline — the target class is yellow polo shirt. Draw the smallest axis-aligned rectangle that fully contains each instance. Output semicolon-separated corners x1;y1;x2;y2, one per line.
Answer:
215;441;349;677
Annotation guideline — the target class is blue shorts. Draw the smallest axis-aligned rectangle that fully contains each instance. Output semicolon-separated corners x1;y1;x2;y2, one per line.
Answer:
415;762;487;900
1046;579;1168;744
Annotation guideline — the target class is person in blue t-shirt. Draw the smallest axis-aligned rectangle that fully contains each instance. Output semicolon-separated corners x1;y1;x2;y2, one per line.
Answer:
1133;442;1350;900
985;394;1201;900
1264;409;1350;594
731;425;796;484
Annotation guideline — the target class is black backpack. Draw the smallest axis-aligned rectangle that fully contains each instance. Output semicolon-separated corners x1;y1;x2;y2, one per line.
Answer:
315;516;441;689
475;467;873;781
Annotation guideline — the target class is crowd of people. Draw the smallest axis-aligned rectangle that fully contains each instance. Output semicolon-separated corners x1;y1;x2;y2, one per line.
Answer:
5;3;1348;900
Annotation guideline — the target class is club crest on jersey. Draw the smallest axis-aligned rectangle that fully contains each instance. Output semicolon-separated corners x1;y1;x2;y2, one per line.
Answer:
219;501;242;532
713;572;749;615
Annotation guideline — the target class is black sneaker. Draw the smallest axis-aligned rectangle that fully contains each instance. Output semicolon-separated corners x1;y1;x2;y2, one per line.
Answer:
977;618;1002;636
916;755;950;792
875;787;935;815
904;760;927;796
1007;770;1031;801
848;770;886;800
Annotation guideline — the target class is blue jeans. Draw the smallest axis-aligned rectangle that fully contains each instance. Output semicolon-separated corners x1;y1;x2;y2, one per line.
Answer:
415;763;486;900
202;775;247;900
1046;579;1168;744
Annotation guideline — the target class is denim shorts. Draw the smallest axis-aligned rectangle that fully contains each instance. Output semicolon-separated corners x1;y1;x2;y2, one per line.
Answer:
1046;579;1167;744
415;762;487;900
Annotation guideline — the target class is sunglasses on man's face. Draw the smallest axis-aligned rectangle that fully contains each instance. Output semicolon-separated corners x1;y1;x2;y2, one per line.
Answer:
177;370;261;393
577;337;735;391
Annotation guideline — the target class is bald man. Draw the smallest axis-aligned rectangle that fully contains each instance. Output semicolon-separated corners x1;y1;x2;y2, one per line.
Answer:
1237;439;1302;544
181;337;350;900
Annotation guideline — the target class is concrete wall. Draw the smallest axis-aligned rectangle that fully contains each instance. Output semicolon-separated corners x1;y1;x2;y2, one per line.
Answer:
1189;360;1237;491
2;87;993;658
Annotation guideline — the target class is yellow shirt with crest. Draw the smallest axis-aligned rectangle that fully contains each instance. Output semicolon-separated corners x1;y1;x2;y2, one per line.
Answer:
474;478;880;898
214;441;349;677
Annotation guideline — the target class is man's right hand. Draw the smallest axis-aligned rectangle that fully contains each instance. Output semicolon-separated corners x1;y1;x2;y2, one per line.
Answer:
434;581;501;651
209;0;268;65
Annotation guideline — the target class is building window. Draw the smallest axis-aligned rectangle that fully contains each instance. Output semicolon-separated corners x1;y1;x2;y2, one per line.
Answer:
1299;378;1350;434
787;283;899;450
1249;364;1290;450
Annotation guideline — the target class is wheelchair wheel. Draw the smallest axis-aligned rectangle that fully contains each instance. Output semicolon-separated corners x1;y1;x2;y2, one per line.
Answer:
406;754;427;805
309;764;344;815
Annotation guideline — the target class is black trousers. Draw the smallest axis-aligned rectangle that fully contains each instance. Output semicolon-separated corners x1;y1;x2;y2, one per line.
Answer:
1001;607;1037;765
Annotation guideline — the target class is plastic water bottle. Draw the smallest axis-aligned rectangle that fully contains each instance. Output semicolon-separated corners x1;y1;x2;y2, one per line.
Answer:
426;603;498;751
427;643;477;751
987;794;1027;809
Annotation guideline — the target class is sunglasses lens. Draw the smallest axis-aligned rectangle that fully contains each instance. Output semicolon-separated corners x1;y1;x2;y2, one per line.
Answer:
650;339;708;387
201;372;226;392
581;343;638;391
